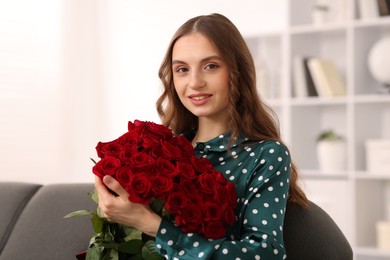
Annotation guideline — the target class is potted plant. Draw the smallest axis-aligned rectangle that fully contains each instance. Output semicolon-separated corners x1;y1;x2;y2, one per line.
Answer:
316;129;347;172
312;4;329;25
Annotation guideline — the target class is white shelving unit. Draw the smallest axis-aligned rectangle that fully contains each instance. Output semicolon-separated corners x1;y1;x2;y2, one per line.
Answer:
245;1;390;259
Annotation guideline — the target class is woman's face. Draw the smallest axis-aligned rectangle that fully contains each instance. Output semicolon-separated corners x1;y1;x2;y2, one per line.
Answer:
172;32;230;123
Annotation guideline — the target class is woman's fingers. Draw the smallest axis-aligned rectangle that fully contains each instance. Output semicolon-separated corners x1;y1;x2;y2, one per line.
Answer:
94;175;108;196
102;175;128;199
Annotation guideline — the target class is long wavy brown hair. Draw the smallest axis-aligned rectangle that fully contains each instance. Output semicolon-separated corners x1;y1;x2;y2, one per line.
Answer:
156;13;307;207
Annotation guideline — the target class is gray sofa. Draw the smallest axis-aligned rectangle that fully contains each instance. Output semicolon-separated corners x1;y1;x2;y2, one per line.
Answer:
0;182;95;260
0;182;353;260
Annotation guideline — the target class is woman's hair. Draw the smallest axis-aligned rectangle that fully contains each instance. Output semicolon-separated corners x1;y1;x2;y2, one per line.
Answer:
156;13;307;207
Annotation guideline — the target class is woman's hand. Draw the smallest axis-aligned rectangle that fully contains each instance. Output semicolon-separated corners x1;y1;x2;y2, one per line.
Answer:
94;175;162;237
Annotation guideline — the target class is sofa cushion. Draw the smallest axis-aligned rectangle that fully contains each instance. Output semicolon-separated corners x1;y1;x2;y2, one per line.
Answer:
0;183;96;260
0;182;41;254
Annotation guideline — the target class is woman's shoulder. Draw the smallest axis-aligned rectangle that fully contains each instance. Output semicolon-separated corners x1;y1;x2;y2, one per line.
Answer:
246;139;291;162
249;139;288;152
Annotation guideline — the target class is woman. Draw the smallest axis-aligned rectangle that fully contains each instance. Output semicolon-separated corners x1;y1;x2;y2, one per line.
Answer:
95;13;308;259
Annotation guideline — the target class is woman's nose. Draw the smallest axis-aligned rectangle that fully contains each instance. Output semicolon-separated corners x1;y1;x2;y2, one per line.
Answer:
189;71;206;89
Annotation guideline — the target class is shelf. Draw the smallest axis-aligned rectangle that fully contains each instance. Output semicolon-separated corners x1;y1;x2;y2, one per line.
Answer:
354;94;390;104
355;247;390;258
291;96;348;106
355;172;390;180
300;169;349;180
246;0;390;257
290;23;347;35
354;16;390;28
289;94;390;104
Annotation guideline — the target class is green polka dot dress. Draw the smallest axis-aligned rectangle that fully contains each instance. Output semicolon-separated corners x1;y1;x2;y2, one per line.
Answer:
155;131;291;259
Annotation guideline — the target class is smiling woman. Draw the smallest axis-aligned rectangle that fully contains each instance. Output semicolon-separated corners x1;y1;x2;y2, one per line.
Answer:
94;13;308;260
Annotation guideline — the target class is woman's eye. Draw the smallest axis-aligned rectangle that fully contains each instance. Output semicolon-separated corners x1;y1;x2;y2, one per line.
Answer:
205;63;219;70
175;67;188;73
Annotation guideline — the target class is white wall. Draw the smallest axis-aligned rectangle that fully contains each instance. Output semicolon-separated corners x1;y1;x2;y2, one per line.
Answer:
0;0;286;184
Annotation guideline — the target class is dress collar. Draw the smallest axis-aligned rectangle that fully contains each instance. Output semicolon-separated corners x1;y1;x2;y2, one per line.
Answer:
182;129;247;152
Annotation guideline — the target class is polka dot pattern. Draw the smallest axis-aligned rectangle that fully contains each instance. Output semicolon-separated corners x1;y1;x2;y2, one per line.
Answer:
154;132;290;259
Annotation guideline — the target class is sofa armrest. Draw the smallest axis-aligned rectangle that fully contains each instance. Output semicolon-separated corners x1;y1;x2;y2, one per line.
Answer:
0;182;41;254
284;200;353;260
0;183;96;260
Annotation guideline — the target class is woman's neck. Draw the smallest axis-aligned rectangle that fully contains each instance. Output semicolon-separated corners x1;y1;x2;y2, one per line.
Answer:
192;118;230;145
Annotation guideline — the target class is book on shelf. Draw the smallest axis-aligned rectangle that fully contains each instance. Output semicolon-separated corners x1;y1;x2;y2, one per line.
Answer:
307;58;346;97
292;55;318;98
358;0;380;19
377;0;390;16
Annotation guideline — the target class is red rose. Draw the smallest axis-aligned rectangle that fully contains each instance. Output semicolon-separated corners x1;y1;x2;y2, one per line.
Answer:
150;174;173;200
202;221;227;239
119;144;137;163
127;120;136;131
148;147;163;160
129;152;155;172
203;201;223;222
171;136;194;158
92;156;121;178
126;172;152;205
179;179;198;196
160;140;181;160
155;157;179;178
213;183;229;205
188;192;204;210
222;205;236;225
95;142;107;158
116;166;133;187
145;121;173;140
118;131;139;147
140;133;161;152
132;120;147;132
225;182;237;209
95;140;122;159
191;156;215;175
165;188;188;215
175;203;202;233
177;161;196;180
214;170;228;185
198;173;217;195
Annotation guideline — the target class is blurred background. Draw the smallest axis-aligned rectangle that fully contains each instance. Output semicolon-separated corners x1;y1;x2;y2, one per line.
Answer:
2;0;390;258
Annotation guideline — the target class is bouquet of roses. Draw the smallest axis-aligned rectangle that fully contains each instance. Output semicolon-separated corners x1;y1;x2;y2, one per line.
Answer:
66;120;237;260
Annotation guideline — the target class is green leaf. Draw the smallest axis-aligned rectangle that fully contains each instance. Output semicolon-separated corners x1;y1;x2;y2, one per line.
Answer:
102;249;119;260
149;199;165;214
129;253;144;260
121;226;143;241
89;189;99;204
142;240;165;260
103;239;143;254
91;213;105;233
86;246;103;260
64;210;93;218
96;207;106;219
90;158;97;164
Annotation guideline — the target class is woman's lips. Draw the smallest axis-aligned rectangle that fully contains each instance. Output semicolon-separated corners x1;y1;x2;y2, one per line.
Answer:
189;94;212;105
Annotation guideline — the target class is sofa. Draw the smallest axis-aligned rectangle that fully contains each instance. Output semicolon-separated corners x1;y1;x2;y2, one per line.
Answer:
0;182;353;260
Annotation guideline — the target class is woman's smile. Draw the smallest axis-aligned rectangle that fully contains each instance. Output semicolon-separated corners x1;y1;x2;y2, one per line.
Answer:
189;93;213;104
